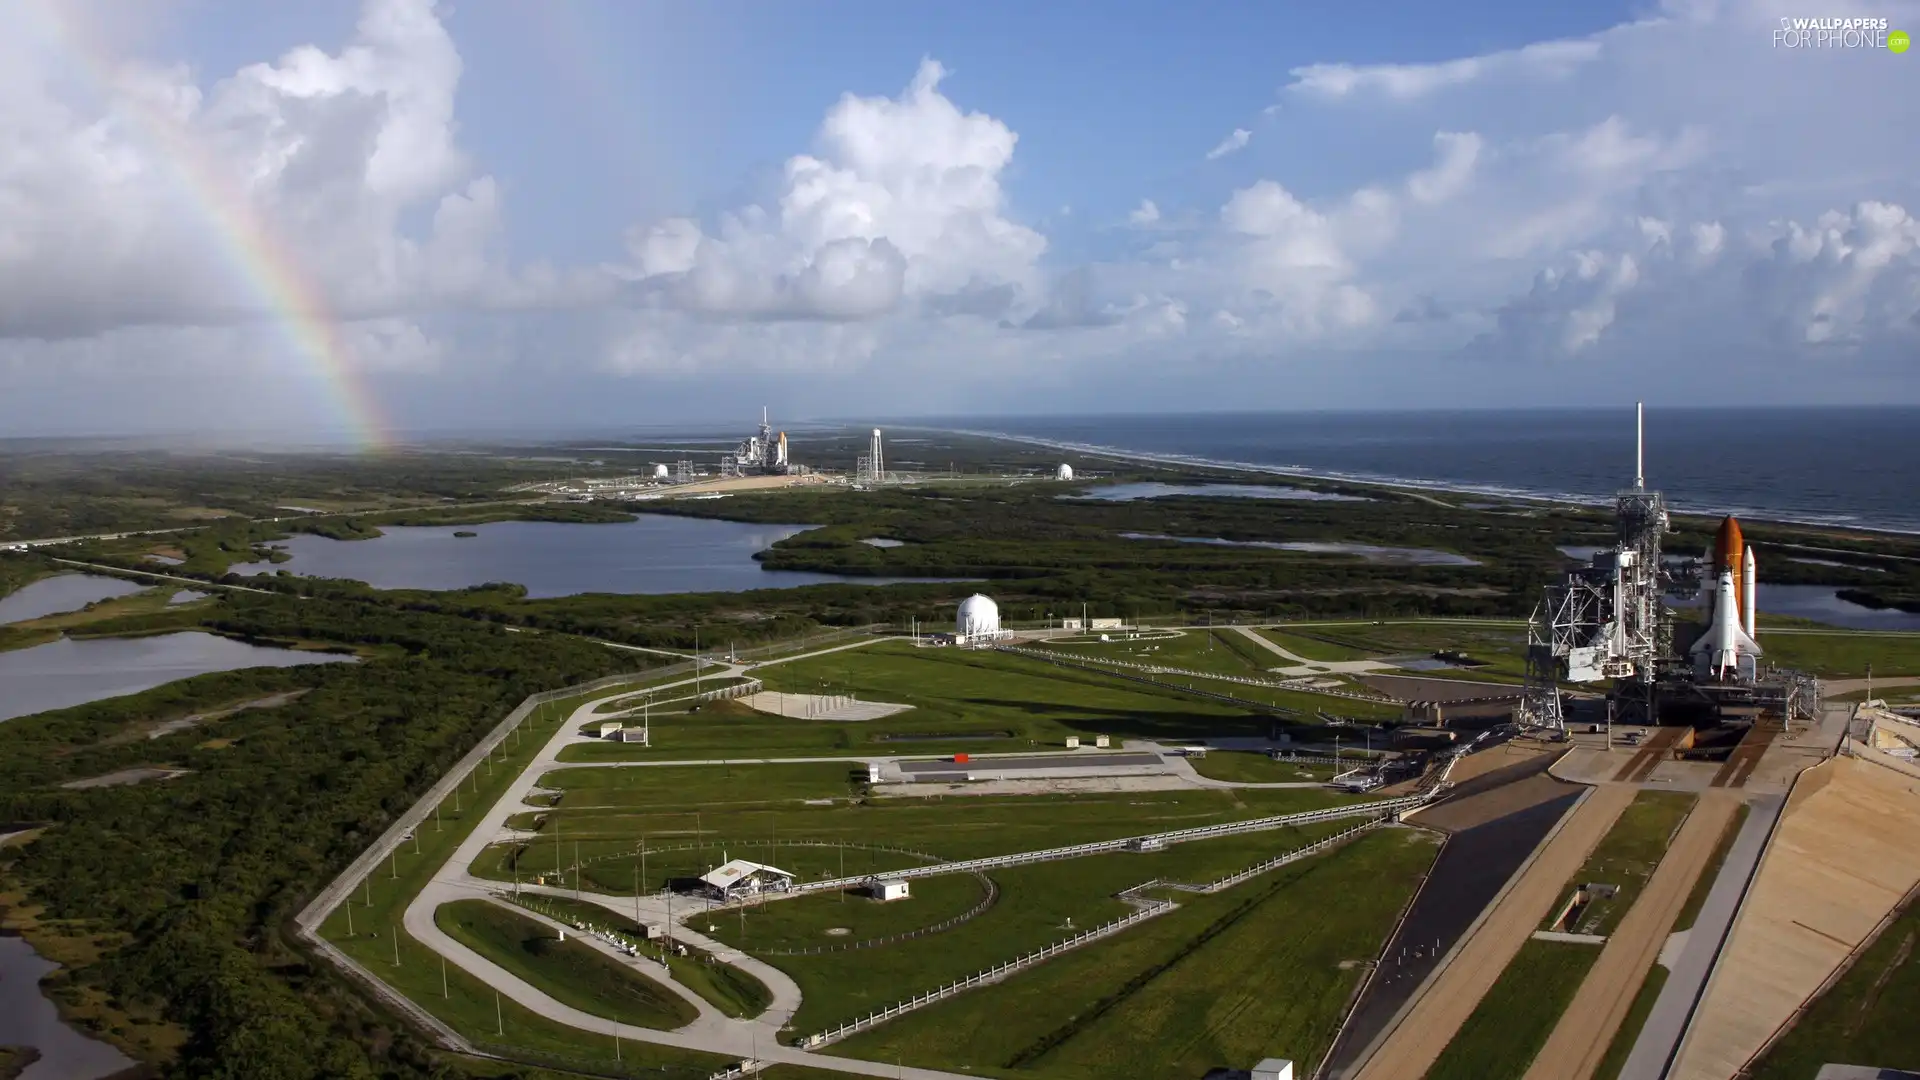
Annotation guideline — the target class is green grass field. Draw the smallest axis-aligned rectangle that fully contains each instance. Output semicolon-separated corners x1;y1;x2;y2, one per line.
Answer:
758;824;1375;1036
1425;940;1602;1080
1594;966;1668;1080
1675;802;1750;931
1749;897;1920;1079
436;900;698;1030
1188;750;1342;783
476;783;1360;890
1546;791;1697;936
1254;628;1377;663
837;828;1440;1078
314;687;737;1078
699;872;989;952
504;893;774;1019
1748;631;1920;678
1038;626;1274;678
1277;621;1531;678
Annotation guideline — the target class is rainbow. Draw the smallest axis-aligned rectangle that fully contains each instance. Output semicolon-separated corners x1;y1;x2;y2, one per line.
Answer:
23;0;394;449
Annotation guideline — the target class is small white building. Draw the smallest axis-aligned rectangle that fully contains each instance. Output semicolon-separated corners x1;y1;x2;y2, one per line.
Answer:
1055;463;1074;481
955;594;1007;646
592;720;623;738
616;727;650;744
698;859;796;902
865;762;883;783
1253;1059;1295;1080
870;878;911;902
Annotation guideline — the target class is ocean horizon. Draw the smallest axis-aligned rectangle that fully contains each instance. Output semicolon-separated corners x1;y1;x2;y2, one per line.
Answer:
907;406;1920;535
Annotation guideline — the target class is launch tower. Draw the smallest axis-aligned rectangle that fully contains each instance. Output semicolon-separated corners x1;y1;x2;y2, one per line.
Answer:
1517;404;1690;732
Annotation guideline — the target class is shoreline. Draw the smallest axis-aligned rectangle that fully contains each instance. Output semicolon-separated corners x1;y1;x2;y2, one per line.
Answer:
927;426;1920;539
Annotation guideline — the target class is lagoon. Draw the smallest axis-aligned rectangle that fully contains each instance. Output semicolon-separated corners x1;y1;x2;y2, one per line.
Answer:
0;575;145;625
225;516;956;597
0;934;137;1080
0;632;355;723
1120;532;1480;566
1071;482;1369;503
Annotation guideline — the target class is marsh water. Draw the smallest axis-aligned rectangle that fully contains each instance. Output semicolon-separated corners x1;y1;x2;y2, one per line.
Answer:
1556;547;1920;630
0;632;355;723
1069;482;1369;502
0;934;136;1080
1120;532;1481;566
0;575;145;625
224;516;960;597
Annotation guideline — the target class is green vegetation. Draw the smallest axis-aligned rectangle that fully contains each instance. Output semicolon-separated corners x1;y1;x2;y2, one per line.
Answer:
838;828;1439;1078
436;900;697;1030
1750;897;1920;1079
0;1046;41;1080
1675;802;1751;931
0;590;722;1079
1749;631;1920;678
0;583;213;653
1425;941;1602;1080
503;893;774;1019
1594;966;1668;1080
1255;627;1378;662
1188;750;1342;784
484;781;1356;891
1547;791;1697;936
700;873;989;952
754;826;1367;1036
1040;625;1274;678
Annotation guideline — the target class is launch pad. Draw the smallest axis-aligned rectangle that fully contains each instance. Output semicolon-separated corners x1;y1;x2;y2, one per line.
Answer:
1516;404;1821;734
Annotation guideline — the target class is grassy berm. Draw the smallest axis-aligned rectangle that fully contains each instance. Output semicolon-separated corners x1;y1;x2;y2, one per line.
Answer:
837;827;1439;1079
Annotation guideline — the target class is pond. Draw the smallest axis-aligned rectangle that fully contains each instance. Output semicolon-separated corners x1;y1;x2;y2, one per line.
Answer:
0;632;356;723
1556;549;1920;630
1068;482;1370;502
0;575;145;625
224;517;962;597
0;934;137;1080
1120;533;1481;566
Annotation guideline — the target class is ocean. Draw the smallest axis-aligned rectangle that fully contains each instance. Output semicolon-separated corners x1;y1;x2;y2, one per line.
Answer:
932;407;1920;535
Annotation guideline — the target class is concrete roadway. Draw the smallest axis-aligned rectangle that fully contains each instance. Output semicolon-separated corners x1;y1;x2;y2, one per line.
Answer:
401;658;984;1079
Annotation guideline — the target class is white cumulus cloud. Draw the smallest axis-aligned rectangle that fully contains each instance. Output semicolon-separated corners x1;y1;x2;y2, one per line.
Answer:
1205;128;1252;160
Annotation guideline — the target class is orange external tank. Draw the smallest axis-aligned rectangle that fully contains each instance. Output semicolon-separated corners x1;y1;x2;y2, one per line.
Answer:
1714;515;1745;619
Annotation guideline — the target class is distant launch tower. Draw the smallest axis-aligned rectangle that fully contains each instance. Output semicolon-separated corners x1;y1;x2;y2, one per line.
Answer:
729;407;794;476
1518;403;1683;731
862;428;885;485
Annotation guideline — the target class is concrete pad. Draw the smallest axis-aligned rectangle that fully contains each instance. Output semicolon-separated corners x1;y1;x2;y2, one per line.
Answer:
1523;791;1740;1080
1670;757;1920;1080
742;692;912;722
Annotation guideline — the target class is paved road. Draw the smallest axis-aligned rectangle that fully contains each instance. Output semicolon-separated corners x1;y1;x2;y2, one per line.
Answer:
1351;784;1635;1080
1523;791;1741;1080
1231;625;1392;674
1618;794;1784;1080
397;658;986;1079
48;558;275;595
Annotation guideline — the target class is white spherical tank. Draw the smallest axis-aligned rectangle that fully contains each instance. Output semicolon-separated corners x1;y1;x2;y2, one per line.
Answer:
653;464;670;480
1055;463;1074;481
956;594;1001;641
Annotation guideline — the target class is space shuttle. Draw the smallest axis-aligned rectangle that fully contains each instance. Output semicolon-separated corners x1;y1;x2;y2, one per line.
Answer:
1689;515;1762;681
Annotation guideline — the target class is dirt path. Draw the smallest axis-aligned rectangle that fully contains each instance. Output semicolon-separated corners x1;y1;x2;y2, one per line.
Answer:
1351;784;1636;1080
1521;791;1741;1080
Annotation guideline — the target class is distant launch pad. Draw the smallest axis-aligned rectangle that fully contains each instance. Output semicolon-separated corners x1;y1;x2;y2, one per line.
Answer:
1517;404;1820;733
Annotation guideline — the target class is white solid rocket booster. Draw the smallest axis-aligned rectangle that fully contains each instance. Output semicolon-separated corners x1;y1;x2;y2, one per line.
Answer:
1742;546;1756;638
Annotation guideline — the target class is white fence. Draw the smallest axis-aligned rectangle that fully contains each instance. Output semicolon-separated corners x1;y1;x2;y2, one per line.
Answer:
789;798;1424;896
799;817;1394;1048
996;643;1398;705
801;896;1178;1048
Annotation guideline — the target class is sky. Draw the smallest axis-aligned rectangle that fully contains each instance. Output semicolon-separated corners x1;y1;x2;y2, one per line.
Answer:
0;0;1916;441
